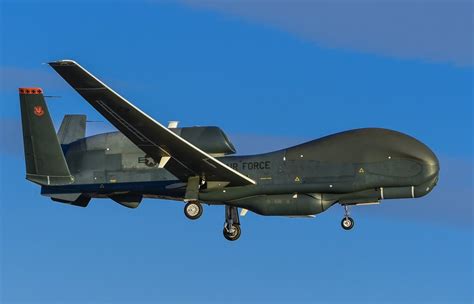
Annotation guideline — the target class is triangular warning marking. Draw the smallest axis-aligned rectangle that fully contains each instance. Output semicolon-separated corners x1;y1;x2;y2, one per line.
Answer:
294;176;300;182
359;168;365;174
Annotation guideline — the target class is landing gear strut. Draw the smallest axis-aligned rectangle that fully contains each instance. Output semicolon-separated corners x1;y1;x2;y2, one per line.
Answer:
184;201;203;220
341;205;354;230
183;176;203;220
223;205;241;241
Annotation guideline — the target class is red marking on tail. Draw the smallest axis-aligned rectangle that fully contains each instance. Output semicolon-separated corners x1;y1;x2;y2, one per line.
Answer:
33;106;45;117
19;88;43;95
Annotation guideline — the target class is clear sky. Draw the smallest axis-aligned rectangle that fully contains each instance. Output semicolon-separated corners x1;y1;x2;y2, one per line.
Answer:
0;1;472;303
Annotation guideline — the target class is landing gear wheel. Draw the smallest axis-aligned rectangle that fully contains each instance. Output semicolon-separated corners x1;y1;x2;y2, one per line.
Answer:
184;201;203;220
223;224;241;241
341;217;354;230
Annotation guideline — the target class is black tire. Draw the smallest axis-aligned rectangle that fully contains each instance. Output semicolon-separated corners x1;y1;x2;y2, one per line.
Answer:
341;216;354;230
223;224;241;241
184;201;203;220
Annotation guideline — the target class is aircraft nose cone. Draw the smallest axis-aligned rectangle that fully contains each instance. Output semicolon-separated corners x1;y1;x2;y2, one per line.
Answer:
423;156;439;190
397;133;440;197
417;145;440;196
394;131;439;179
420;144;438;167
418;142;439;180
389;130;439;188
411;139;440;195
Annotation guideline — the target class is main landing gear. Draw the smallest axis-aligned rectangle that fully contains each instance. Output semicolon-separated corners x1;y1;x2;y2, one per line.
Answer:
183;176;203;220
223;205;241;241
341;205;355;230
184;201;203;220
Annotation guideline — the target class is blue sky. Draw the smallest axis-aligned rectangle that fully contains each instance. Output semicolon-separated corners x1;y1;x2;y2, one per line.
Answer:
0;1;472;303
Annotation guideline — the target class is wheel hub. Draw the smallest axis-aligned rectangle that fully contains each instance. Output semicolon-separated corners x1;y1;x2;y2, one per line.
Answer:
227;227;237;237
186;204;199;216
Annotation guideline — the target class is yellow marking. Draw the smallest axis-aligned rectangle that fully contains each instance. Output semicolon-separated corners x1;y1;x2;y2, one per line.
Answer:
110;179;117;183
294;176;301;182
260;177;272;180
359;168;365;174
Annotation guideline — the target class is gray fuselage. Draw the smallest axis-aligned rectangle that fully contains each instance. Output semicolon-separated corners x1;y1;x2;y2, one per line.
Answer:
42;128;439;216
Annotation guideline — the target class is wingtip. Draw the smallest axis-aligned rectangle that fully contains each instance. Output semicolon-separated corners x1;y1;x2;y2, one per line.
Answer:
48;59;78;66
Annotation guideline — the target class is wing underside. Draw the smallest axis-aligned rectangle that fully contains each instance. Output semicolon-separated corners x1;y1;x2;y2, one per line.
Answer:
49;60;255;187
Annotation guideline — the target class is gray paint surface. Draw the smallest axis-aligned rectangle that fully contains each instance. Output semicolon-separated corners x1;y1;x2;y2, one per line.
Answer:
21;60;440;218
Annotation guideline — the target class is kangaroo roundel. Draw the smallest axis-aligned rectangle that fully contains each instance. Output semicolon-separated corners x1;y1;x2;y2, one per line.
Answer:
34;105;44;117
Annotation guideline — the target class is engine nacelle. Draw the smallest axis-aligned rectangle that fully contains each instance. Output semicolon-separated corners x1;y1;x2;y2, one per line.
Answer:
173;126;236;156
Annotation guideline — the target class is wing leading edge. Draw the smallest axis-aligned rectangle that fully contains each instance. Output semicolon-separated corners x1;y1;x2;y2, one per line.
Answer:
49;60;255;187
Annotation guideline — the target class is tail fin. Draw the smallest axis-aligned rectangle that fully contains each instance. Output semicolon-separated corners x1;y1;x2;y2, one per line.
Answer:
19;88;74;185
57;114;86;144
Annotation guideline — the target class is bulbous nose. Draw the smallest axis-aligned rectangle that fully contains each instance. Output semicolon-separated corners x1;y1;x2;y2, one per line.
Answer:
417;142;439;181
391;131;440;193
414;141;440;196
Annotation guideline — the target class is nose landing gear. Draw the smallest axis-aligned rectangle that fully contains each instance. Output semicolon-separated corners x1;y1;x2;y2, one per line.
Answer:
341;205;355;230
341;216;354;230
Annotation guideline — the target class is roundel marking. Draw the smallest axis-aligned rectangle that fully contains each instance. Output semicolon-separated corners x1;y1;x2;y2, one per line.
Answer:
34;105;45;117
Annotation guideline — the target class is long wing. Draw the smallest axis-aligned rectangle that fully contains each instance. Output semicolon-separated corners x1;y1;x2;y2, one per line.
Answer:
49;60;255;187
